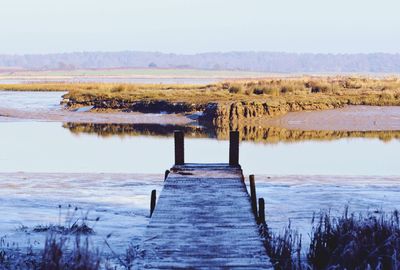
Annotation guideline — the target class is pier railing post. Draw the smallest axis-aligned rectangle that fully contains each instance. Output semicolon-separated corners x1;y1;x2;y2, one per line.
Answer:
174;130;184;165
150;189;157;217
258;198;265;224
249;175;258;218
229;131;239;166
164;170;170;181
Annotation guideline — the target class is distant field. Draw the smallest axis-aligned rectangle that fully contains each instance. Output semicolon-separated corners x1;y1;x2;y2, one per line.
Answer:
1;68;398;85
0;68;271;82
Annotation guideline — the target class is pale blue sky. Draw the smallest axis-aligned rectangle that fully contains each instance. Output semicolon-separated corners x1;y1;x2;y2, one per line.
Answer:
1;0;399;54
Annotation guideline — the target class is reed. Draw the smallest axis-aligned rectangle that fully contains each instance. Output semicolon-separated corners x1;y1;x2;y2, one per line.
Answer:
261;207;400;269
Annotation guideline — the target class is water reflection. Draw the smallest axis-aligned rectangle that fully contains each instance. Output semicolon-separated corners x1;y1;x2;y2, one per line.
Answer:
63;123;212;138
63;122;400;144
1;121;399;175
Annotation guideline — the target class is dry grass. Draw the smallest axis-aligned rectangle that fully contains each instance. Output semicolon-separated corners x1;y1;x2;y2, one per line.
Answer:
261;208;400;269
1;76;399;107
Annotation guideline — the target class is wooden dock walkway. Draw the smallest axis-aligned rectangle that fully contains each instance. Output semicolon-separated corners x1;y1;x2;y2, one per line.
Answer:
139;132;272;269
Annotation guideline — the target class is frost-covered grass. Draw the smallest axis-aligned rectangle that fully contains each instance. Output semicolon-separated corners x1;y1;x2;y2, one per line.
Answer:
261;208;400;269
0;207;142;269
31;206;96;236
0;234;141;270
1;234;102;270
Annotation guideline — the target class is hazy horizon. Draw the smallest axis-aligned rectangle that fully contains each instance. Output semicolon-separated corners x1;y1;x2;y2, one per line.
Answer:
1;0;399;55
1;50;400;57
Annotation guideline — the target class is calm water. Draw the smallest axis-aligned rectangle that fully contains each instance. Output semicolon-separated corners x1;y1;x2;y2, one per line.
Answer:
0;91;64;111
0;121;399;175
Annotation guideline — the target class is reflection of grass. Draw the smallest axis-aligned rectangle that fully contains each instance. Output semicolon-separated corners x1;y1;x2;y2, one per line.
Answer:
63;123;210;139
261;208;400;269
63;122;400;143
0;76;399;109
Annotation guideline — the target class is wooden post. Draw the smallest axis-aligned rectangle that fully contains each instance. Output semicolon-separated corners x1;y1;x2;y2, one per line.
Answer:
229;131;239;166
150;189;156;217
249;175;258;218
174;130;184;165
258;198;265;224
164;170;170;181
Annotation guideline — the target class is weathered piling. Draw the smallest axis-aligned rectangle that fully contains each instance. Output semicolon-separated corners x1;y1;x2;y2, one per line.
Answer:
258;198;265;224
164;170;170;181
229;131;239;166
174;130;184;165
150;189;156;217
249;175;258;218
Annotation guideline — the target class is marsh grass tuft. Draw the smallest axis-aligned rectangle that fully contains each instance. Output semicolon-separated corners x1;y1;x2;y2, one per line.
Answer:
307;208;400;270
260;223;303;269
40;233;101;270
32;205;96;235
261;207;400;269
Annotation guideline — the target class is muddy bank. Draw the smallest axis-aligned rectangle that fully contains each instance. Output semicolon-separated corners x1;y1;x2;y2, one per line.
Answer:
0;107;193;125
65;97;345;123
1;88;400;132
199;100;344;126
65;97;207;114
265;105;400;131
2;104;400;133
64;96;400;131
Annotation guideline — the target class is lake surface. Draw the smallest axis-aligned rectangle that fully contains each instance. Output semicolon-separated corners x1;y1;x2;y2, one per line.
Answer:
0;91;399;257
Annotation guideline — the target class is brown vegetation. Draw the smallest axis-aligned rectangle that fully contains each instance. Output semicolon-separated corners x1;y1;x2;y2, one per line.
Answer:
1;76;400;121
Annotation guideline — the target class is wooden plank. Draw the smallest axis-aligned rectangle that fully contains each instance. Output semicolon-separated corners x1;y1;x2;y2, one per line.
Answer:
139;163;272;269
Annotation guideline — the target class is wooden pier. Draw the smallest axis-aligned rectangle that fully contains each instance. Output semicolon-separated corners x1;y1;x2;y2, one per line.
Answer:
139;131;272;269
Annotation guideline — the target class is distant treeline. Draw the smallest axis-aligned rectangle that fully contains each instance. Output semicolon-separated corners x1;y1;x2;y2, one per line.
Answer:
0;51;399;73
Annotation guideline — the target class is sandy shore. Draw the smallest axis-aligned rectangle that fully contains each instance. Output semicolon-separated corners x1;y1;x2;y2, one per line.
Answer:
266;105;400;131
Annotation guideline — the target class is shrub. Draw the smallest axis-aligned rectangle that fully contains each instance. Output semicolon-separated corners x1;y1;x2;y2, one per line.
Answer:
110;85;126;93
253;88;264;95
228;84;243;94
252;87;281;96
307;81;331;93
